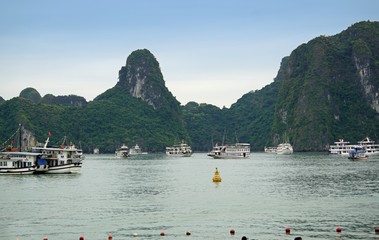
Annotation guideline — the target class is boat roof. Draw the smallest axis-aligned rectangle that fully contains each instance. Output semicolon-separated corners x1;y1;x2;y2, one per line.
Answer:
358;137;375;144
33;146;80;152
0;151;41;156
230;143;250;146
333;138;350;144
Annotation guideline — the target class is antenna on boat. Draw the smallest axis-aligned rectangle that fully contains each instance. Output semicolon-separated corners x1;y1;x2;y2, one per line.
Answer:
62;136;67;146
44;138;49;148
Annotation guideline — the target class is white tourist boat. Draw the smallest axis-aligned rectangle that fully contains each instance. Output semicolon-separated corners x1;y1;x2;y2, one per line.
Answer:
328;139;355;155
129;144;148;155
357;137;379;155
0;151;43;174
207;143;223;157
276;143;293;155
115;144;129;158
329;137;379;156
93;148;100;154
33;137;84;174
212;143;250;159
166;142;192;157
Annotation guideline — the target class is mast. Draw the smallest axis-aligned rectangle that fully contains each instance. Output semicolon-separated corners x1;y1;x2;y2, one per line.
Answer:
18;123;22;152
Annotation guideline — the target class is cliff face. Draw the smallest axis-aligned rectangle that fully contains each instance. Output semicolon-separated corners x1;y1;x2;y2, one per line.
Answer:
116;49;178;110
352;39;379;112
271;21;379;151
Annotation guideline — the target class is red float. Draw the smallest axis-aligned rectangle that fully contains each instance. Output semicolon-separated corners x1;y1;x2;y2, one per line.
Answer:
285;228;291;234
230;229;235;235
160;232;165;236
336;227;342;232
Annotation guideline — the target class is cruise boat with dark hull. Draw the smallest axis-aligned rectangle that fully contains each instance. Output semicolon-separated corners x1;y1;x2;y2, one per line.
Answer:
33;137;84;174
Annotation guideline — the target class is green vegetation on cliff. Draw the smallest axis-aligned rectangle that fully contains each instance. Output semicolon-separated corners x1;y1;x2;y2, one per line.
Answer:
271;21;379;150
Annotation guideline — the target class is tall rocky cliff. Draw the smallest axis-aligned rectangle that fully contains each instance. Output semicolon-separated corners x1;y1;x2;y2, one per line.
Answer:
270;21;379;151
86;49;188;152
116;49;179;111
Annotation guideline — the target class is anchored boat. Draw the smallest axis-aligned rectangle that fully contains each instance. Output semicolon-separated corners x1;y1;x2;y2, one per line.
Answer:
115;144;129;158
166;142;192;157
329;137;379;156
357;137;379;155
212;143;250;159
33;137;84;174
207;143;223;157
129;144;148;156
348;146;368;160
276;143;293;155
0;152;43;174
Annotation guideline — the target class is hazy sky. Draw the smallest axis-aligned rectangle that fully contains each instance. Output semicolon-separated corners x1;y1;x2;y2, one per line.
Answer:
1;0;378;108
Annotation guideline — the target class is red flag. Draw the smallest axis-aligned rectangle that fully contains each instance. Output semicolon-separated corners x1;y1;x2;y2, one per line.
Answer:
48;132;51;136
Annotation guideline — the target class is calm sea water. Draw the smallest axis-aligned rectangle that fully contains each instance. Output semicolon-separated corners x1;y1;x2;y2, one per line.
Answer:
1;153;379;240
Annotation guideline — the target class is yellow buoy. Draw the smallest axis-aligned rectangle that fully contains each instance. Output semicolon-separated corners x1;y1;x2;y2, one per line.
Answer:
212;167;222;182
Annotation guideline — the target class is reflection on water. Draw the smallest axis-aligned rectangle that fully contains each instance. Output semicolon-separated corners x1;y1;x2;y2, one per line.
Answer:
1;153;378;239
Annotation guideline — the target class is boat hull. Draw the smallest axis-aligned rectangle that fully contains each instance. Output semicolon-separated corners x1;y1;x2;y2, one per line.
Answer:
0;167;36;175
213;155;249;159
348;156;368;160
276;149;293;155
115;153;129;158
166;153;192;157
43;163;82;174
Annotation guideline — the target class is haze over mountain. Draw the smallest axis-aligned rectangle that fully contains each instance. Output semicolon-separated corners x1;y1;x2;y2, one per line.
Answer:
0;21;378;152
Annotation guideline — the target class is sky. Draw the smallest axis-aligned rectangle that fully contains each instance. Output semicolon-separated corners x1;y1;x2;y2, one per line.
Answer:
0;0;378;108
